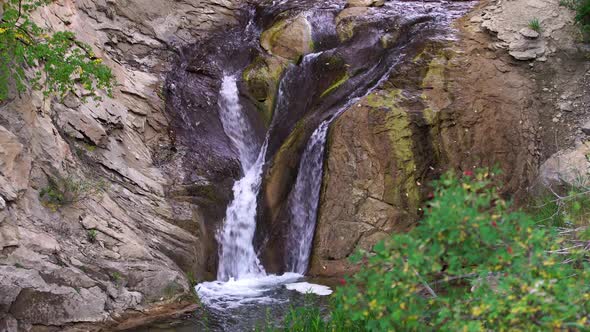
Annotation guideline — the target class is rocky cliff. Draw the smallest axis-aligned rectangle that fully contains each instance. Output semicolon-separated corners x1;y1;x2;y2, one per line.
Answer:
0;0;588;329
0;0;242;330
310;0;589;276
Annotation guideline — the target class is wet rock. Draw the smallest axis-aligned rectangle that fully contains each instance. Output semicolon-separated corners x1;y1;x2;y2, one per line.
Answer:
335;7;369;41
261;15;314;61
242;55;289;126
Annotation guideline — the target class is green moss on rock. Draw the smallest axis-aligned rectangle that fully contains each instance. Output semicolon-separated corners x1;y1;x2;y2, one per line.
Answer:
320;73;350;98
367;90;420;212
242;56;288;127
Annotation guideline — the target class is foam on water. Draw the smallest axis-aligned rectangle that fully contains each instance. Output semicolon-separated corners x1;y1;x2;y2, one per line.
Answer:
196;273;304;310
285;282;333;296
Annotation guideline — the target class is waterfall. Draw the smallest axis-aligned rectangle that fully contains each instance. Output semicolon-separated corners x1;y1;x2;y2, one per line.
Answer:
217;75;267;281
286;121;330;273
284;54;402;272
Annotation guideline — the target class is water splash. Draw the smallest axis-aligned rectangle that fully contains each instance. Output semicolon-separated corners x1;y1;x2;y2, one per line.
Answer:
217;75;267;281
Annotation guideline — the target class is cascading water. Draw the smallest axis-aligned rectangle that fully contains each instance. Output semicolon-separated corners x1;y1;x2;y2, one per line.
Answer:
183;1;475;330
216;75;267;281
286;121;329;273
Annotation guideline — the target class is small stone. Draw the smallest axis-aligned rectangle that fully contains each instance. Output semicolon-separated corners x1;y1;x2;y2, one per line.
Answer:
552;117;559;123
582;120;590;135
470;16;484;23
558;101;573;112
0;196;5;210
520;27;539;39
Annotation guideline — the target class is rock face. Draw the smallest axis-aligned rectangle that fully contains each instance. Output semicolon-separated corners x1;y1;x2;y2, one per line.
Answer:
0;0;242;330
310;1;544;276
477;0;578;61
310;92;422;276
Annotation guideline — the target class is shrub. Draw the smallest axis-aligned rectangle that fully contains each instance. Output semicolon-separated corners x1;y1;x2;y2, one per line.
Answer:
40;174;107;210
87;229;97;243
0;0;114;101
274;169;590;331
560;0;590;37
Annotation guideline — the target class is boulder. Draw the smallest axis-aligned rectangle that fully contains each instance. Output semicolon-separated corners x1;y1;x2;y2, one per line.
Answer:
261;15;314;61
539;142;590;188
520;27;540;39
242;55;289;126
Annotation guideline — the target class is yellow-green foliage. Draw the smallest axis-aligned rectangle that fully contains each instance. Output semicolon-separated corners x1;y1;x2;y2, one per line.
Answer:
0;0;114;101
271;170;590;331
40;174;107;211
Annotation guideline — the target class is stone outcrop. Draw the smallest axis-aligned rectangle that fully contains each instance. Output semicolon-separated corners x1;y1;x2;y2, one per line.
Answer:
260;14;314;61
476;0;578;61
310;91;422;276
310;0;545;276
0;0;242;330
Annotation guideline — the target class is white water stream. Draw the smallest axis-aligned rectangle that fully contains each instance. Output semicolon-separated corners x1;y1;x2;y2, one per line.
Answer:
216;76;267;281
286;121;330;273
197;75;330;310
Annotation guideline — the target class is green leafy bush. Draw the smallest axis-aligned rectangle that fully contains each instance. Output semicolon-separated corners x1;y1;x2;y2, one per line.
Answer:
0;0;114;100
275;170;590;331
560;0;590;36
87;229;97;242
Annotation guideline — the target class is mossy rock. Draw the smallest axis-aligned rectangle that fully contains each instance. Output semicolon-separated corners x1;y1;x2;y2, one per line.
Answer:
335;7;369;42
263;119;310;221
260;14;314;61
242;55;289;126
366;90;421;212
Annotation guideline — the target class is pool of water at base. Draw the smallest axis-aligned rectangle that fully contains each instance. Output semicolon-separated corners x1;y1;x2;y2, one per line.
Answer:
128;277;338;332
